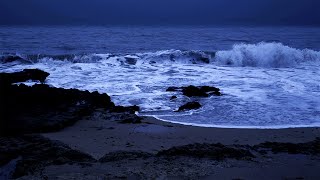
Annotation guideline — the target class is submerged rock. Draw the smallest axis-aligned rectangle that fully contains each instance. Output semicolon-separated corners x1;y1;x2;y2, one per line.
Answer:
177;101;202;112
125;57;138;65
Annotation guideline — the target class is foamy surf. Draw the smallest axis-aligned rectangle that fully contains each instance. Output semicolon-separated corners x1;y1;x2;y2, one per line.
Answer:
1;42;320;68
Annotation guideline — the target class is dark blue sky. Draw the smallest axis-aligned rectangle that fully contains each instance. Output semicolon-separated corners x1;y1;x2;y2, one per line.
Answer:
1;0;319;26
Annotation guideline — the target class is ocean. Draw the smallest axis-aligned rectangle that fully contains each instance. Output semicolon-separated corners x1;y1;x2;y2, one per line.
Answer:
1;26;320;128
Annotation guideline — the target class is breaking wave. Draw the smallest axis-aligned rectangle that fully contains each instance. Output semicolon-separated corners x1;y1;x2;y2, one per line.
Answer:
1;42;319;68
215;42;320;67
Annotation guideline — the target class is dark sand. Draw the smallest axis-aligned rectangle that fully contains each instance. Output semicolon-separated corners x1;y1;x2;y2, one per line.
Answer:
28;110;320;180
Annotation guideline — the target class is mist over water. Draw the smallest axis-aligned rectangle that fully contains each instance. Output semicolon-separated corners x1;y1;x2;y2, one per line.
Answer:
1;26;320;128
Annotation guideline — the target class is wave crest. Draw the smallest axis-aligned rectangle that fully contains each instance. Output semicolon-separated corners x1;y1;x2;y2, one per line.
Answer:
1;42;319;68
214;42;320;67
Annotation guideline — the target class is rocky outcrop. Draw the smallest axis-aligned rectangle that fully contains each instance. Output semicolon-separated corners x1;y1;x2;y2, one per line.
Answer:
0;69;141;135
0;135;95;178
166;85;221;97
177;101;202;112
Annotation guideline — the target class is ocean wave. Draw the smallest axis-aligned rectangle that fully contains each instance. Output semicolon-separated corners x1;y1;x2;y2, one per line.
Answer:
1;42;319;68
214;42;320;67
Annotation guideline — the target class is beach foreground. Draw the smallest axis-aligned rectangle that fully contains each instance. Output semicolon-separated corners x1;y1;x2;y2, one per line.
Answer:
1;113;319;179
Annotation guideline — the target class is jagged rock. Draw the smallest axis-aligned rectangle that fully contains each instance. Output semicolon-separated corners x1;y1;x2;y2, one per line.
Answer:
166;85;221;97
177;102;202;112
0;135;95;179
157;143;255;160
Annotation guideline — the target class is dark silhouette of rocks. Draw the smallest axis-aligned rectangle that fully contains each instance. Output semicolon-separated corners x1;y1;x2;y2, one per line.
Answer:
166;85;221;97
0;135;95;178
177;101;202;112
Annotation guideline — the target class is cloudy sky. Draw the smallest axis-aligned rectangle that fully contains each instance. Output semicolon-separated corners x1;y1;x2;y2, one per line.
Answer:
0;0;319;26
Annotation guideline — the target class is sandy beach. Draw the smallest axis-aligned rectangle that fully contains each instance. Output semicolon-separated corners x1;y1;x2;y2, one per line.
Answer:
33;110;320;179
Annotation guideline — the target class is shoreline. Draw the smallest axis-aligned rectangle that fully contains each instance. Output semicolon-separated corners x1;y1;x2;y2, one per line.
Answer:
43;111;320;158
142;114;320;129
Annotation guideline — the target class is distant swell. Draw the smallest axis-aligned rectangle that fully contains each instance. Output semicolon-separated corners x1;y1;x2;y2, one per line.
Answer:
1;42;320;68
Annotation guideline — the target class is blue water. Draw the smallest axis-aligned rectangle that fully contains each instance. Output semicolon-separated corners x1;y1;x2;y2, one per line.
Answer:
1;26;320;128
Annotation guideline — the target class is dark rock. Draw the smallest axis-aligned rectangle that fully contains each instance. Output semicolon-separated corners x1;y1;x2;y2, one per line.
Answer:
177;102;201;112
254;138;320;155
99;151;152;162
0;70;116;135
111;105;140;114
166;87;180;92
0;135;95;178
182;85;208;97
0;69;50;85
118;114;142;124
166;85;221;97
125;57;138;65
157;143;255;160
170;96;177;100
199;86;221;96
